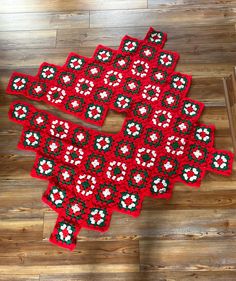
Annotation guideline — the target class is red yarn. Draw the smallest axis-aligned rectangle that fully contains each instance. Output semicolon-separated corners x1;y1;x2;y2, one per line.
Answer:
7;27;234;250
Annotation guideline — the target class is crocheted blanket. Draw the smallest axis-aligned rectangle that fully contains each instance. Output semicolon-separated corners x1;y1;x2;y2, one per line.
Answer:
7;27;234;250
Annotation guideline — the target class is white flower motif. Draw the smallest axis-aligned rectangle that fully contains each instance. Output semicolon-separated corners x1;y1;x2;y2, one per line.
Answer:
149;31;163;43
143;48;152;57
117;58;126;66
87;105;102;120
64;145;84;166
165;136;186;156
75;78;94;95
164;161;173;171
184;102;198;116
13;105;28;119
91;159;100;168
41;67;55;79
25;131;40;146
48;141;58;152
213;155;228;169
126;122;142;137
34;85;42;93
131;60;149;78
136;105;148;116
196;127;210;142
152;178;168;194
97;50;111;62
61;74;71;84
193;149;203;159
127;81;136;90
172;76;186;90
89;67;99;75
106;161;127;182
121;193;138;209
150;133;158;142
104;70;123;87
102;188;111;198
135;148;157;168
152;110;172;128
12;77;27;90
59;223;73;242
50;188;65;205
98;90;109;100
71;203;81;214
120;145;129;154
124;40;138;52
182;166;200;182
154;71;164;81
115;96;130;109
159;53;173;66
133;173;143;184
89;209;106;225
75;174;96;197
38;159;53;175
76;132;86;142
46;87;66;104
142;84;161;102
35;116;44;125
69;57;84;69
50;120;69;139
61;171;70;181
166;96;175;105
95;136;111;150
177;122;187;132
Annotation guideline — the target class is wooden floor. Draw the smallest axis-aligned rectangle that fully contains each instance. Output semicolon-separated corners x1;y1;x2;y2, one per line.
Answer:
0;0;236;280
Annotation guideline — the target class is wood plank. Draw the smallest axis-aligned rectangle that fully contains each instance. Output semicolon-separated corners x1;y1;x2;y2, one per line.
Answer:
139;239;236;271
56;25;236;48
200;106;231;133
0;184;45;212
223;67;236;153
0;241;140;273
39;271;236;281
0;276;39;281
0;48;234;78
0;218;43;242
148;0;236;8
0;48;94;69
0;264;139;274
90;8;236;28
43;208;236;241
0;12;89;31
0;30;57;49
175;63;235;78
0;0;147;13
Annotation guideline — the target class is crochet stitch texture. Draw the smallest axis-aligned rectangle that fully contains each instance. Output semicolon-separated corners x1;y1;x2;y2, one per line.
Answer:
7;27;234;250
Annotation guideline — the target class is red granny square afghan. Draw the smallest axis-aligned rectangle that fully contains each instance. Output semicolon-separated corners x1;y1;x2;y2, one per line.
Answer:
6;27;234;250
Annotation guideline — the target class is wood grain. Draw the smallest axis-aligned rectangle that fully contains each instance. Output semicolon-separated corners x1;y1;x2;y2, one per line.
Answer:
139;239;236;271
223;66;236;152
0;0;147;13
0;30;57;49
0;0;235;280
0;12;89;31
